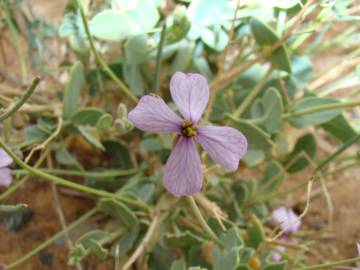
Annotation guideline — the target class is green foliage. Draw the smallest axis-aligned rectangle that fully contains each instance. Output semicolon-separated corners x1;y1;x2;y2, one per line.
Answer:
289;97;342;127
98;198;138;227
4;1;360;269
250;18;291;72
63;62;85;120
89;0;159;41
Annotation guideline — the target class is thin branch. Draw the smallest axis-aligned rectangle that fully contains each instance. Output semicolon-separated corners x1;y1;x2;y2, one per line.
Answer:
0;76;41;122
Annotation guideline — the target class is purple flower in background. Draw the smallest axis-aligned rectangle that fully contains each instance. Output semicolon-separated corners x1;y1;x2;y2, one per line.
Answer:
271;207;301;261
0;148;13;187
273;206;301;234
128;72;248;196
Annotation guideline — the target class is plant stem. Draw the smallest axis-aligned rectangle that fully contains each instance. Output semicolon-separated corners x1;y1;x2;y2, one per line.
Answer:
294;256;360;270
4;208;97;269
153;23;166;94
232;66;272;118
0;141;149;211
0;76;41;122
76;0;138;103
316;133;360;172
186;196;223;247
12;167;141;179
283;101;360;119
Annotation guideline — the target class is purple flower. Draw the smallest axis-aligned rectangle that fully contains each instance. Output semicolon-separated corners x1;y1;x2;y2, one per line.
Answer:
273;206;301;234
0;148;13;187
128;72;248;196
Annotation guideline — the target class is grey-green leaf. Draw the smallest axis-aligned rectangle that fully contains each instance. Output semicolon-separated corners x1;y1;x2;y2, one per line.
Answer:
63;62;85;119
72;107;104;126
98;198;138;227
250;17;291;73
289;97;342;128
77;126;105;151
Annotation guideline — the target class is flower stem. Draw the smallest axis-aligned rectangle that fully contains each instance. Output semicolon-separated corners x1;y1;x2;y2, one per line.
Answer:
0;141;149;211
76;0;138;103
283;101;360;119
12;167;141;179
316;133;360;172
186;196;223;247
0;76;41;122
232;66;273;118
294;256;360;270
4;208;97;269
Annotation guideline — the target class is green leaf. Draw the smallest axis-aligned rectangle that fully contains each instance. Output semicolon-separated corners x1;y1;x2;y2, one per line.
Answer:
213;227;244;270
242;149;265;167
25;125;48;143
246;215;265;250
89;10;134;41
251;87;283;134
98;198;138;227
170;41;195;73
118;226;139;254
321;114;357;143
89;0;159;41
123;64;146;95
77;126;105;151
170;259;186;270
262;261;287;270
228;116;274;153
124;34;149;65
63;62;85;119
96;113;113;133
140;137;162;151
232;182;249;207
289;97;342;128
103;140;133;169
200;27;228;52
166;231;205;248
284;133;316;173
239;247;255;263
259;161;286;193
165;11;191;44
59;11;89;51
262;88;283;133
188;0;228;27
69;230;110;265
72;107;104;126
250;17;291;73
55;147;81;167
292;55;313;87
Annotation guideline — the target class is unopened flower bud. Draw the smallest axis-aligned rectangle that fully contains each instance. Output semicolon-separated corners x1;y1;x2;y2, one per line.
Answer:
117;103;128;119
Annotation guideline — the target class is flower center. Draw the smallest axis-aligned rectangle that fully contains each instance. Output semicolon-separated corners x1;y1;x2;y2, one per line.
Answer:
181;120;197;137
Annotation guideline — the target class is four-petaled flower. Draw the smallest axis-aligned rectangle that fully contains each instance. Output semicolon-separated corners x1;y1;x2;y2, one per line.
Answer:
0;148;13;187
128;72;248;196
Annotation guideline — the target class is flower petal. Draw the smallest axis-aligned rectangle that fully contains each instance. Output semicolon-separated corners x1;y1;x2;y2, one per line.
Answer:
128;95;183;133
0;148;12;168
163;137;203;196
273;207;301;233
196;125;247;171
170;72;209;123
0;168;12;187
